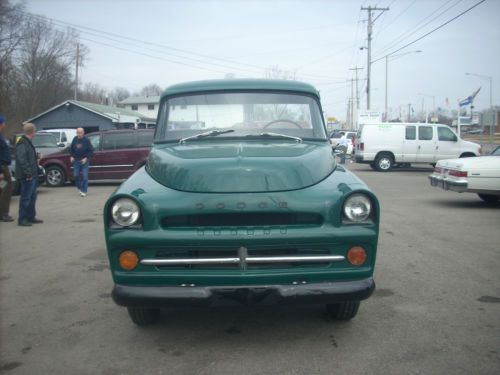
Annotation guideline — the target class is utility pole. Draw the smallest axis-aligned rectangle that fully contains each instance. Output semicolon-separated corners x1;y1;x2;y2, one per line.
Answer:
349;67;363;129
407;104;412;122
74;43;79;100
361;5;389;110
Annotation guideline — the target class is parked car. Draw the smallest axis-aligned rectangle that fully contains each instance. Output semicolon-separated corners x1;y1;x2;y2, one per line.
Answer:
355;123;481;171
39;128;77;148
104;79;380;326
330;130;356;155
39;129;154;187
10;132;64;158
428;145;500;203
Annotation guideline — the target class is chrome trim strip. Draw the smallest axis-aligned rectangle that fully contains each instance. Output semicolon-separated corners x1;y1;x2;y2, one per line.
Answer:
91;165;134;168
141;258;240;265
71;164;134;169
246;255;345;263
140;255;345;266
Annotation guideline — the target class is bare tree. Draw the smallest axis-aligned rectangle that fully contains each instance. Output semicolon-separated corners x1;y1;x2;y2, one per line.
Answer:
140;84;163;96
0;1;88;134
109;87;131;103
78;82;107;104
0;0;26;131
265;65;297;80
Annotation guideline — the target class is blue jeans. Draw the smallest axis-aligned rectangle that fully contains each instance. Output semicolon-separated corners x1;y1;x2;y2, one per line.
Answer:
73;160;89;193
19;177;37;223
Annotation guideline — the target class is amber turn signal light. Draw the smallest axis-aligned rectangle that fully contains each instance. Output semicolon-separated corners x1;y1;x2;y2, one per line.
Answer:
347;246;367;266
119;250;139;271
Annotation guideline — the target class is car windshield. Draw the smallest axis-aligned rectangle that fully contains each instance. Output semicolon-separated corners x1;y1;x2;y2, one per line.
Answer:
155;92;327;142
32;133;58;148
491;146;500;156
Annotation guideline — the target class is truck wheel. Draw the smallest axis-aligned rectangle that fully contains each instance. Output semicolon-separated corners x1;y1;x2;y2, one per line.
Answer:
127;307;160;326
477;194;500;204
375;153;393;172
45;166;66;187
326;301;360;320
369;163;377;170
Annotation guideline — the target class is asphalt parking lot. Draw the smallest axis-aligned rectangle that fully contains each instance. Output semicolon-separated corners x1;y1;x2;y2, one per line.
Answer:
1;163;499;375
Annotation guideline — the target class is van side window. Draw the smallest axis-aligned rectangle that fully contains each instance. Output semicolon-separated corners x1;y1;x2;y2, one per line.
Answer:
137;132;154;147
103;132;134;150
419;126;433;140
88;135;101;150
405;126;416;140
438;127;457;142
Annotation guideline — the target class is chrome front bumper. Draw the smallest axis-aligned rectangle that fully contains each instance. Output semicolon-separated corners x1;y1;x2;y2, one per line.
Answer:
428;175;468;193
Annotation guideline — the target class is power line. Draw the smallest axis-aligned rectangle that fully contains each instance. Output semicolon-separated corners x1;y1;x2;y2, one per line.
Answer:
375;0;417;38
22;11;343;81
374;0;461;58
371;0;486;64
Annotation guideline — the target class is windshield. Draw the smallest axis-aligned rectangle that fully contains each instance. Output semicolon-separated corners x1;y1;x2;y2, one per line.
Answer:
33;133;58;148
155;92;327;142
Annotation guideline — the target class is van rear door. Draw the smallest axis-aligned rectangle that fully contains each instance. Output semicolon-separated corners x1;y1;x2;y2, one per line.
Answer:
416;125;436;162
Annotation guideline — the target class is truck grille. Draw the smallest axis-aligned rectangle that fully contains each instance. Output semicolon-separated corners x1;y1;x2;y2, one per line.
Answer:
161;212;323;228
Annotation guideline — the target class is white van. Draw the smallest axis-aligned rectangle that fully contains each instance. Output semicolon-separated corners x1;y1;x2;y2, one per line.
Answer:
39;128;77;148
355;123;481;171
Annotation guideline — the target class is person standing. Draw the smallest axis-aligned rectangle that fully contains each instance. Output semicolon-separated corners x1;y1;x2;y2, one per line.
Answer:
0;115;14;222
15;123;43;227
338;132;348;164
70;127;93;197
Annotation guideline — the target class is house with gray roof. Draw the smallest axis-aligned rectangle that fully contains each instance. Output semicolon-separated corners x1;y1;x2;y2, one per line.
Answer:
118;96;160;119
24;100;156;133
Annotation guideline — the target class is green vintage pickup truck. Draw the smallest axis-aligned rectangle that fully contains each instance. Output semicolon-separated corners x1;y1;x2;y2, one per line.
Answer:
104;79;379;325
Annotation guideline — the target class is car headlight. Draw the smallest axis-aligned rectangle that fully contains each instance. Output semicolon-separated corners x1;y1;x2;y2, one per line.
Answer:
343;194;372;222
111;198;141;227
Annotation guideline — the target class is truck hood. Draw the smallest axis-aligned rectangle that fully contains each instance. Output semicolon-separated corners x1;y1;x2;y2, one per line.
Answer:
146;141;336;193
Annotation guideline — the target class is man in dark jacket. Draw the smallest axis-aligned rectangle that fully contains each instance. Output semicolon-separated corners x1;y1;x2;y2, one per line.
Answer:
15;123;43;226
70;127;93;197
0;115;14;222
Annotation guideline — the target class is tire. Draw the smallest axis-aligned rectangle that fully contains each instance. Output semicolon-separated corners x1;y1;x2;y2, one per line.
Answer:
127;307;160;326
375;153;393;172
326;301;360;320
477;194;500;204
45;166;66;187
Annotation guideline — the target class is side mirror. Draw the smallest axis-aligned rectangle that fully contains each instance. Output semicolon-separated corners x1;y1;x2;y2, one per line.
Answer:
58;142;65;147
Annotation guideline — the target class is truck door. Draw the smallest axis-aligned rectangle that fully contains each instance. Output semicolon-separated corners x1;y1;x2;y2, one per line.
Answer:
402;125;417;162
435;126;460;160
417;125;436;163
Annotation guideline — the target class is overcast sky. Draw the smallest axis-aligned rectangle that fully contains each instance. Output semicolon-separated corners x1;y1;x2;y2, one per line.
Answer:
24;0;500;121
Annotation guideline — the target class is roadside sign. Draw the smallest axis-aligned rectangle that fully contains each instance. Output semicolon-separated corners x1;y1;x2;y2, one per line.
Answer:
358;111;381;125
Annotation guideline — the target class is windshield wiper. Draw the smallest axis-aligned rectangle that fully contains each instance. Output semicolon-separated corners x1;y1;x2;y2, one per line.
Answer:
244;132;302;143
179;129;235;144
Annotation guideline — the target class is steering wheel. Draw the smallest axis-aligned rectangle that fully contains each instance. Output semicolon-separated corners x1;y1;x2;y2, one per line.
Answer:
262;119;302;129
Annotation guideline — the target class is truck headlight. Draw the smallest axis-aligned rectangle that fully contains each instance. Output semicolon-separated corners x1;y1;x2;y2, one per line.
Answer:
343;194;372;222
111;198;141;227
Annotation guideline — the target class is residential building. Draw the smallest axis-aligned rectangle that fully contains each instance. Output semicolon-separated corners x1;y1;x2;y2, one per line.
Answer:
118;96;160;119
